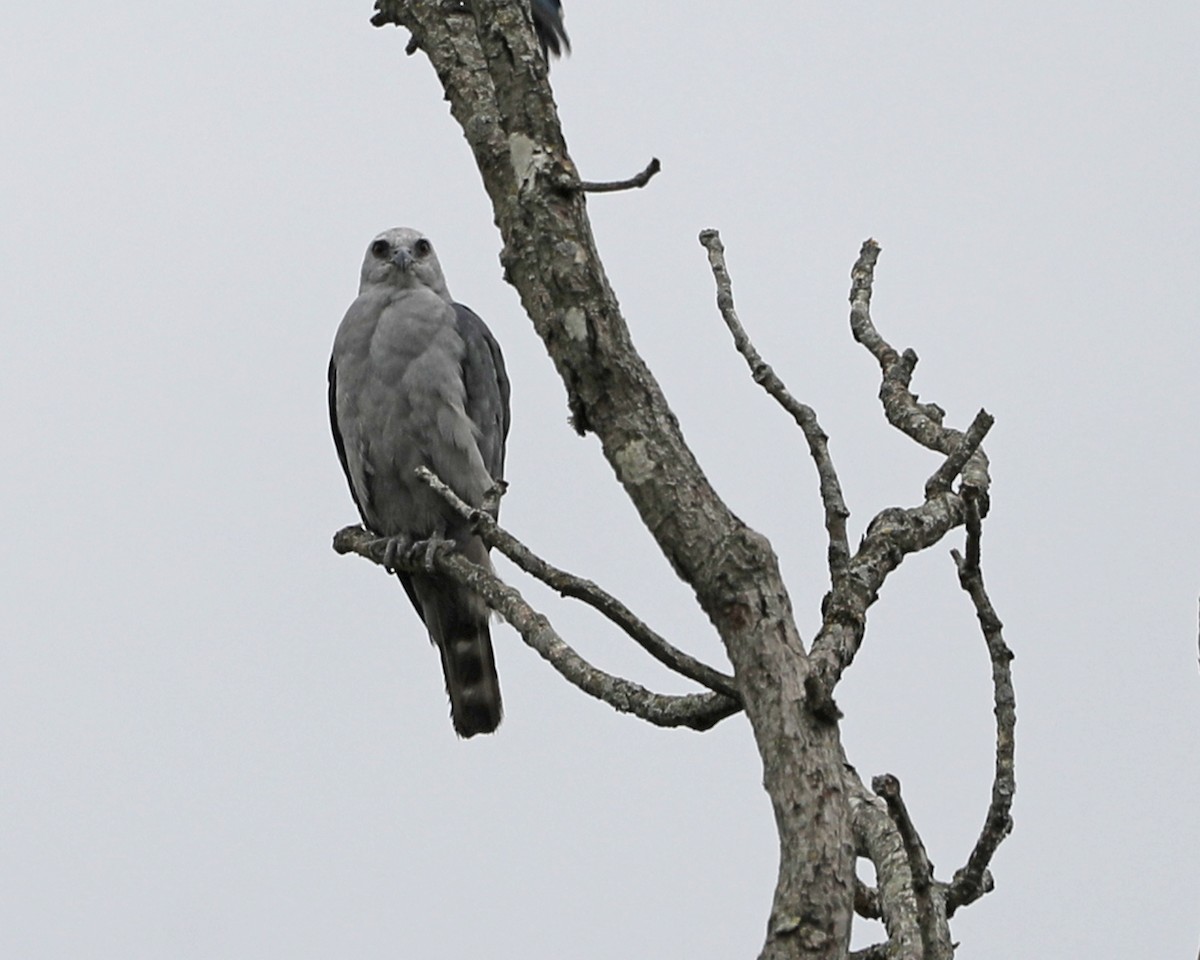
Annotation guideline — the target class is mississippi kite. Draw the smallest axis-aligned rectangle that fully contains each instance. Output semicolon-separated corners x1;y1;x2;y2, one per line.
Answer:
532;0;570;59
329;227;511;737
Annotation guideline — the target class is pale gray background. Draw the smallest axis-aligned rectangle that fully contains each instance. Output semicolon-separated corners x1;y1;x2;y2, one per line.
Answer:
4;1;1199;956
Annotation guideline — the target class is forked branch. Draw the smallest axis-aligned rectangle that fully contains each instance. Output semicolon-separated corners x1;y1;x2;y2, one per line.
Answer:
808;242;997;700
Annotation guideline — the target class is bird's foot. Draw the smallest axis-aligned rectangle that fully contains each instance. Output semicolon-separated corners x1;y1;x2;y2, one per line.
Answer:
415;534;453;573
380;534;414;574
379;533;453;574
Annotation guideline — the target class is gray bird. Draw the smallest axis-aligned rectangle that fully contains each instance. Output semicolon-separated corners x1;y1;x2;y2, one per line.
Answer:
329;227;511;737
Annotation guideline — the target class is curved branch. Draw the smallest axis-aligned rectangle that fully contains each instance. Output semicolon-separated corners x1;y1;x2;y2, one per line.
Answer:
699;229;851;581
333;525;740;730
414;467;741;700
807;243;999;704
947;499;1016;915
849;240;992;514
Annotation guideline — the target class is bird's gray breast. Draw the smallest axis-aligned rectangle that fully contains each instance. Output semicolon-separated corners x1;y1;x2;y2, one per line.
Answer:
332;289;494;540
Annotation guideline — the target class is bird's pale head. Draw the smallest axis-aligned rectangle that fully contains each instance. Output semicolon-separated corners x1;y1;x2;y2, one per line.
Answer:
359;227;452;300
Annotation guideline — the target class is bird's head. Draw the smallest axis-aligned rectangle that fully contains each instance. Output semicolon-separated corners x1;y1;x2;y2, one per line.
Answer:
359;227;452;301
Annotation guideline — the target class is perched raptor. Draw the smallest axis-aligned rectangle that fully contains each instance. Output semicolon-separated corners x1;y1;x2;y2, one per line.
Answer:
532;0;570;60
329;228;511;737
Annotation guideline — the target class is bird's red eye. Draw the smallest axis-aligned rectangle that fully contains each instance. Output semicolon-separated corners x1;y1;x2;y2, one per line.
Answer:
370;239;390;259
414;238;432;257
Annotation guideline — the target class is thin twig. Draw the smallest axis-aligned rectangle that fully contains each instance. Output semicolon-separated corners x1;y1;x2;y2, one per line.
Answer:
415;468;741;700
333;525;740;730
698;228;851;580
576;157;662;193
947;499;1016;915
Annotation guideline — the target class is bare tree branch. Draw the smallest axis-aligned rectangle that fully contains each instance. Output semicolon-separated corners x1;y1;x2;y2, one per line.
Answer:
807;244;998;707
872;775;953;960
575;157;661;193
847;774;921;959
413;466;741;700
809;491;977;719
332;525;739;731
871;776;932;888
699;228;851;581
848;240;991;514
847;240;890;363
947;499;1016;915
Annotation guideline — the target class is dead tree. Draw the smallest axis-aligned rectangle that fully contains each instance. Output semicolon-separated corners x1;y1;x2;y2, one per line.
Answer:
333;3;1016;957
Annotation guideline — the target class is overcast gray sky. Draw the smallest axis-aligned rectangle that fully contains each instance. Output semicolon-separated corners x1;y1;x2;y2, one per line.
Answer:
4;1;1199;956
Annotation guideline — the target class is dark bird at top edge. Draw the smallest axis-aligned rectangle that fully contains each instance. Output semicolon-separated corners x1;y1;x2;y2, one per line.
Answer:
532;0;570;60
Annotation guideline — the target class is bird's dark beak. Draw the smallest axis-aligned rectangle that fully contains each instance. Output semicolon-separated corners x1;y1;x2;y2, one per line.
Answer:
391;249;413;272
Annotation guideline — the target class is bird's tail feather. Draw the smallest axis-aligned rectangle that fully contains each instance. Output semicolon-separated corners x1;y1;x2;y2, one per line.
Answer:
408;572;503;737
437;624;503;738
